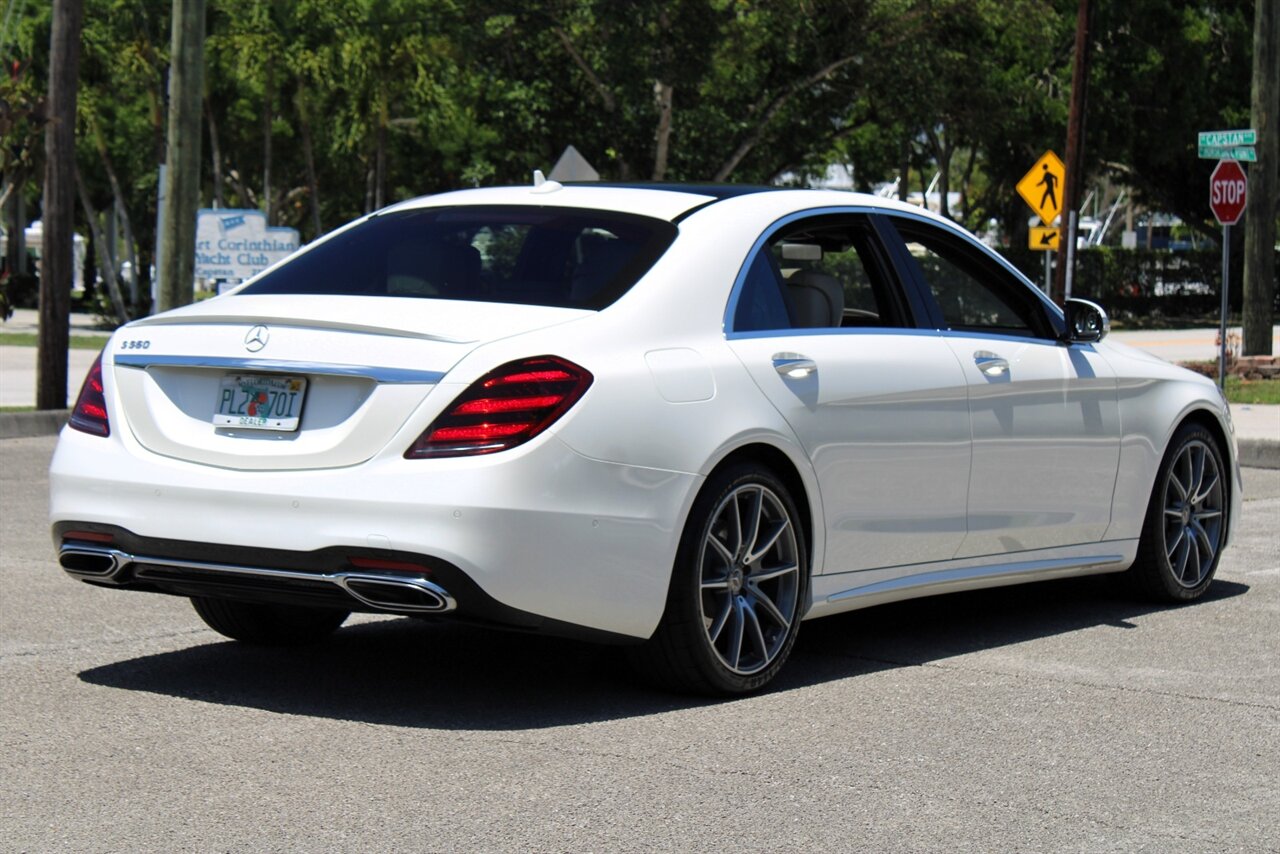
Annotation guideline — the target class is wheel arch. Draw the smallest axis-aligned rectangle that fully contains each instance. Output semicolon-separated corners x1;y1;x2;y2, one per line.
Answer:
1177;407;1232;464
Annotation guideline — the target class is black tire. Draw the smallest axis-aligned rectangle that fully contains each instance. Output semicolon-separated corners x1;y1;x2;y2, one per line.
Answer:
631;463;808;695
190;597;349;645
1124;423;1229;602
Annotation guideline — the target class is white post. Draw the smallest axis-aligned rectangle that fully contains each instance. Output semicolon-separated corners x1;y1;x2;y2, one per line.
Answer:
1219;224;1231;389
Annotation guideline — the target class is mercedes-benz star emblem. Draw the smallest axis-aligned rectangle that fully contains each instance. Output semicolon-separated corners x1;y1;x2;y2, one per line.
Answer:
244;325;270;352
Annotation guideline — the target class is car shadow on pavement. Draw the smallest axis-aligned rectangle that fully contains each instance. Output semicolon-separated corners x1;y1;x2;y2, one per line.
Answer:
79;575;1248;730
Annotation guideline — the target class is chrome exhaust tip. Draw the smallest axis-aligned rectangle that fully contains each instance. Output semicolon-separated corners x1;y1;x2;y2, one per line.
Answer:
58;544;129;580
338;575;456;613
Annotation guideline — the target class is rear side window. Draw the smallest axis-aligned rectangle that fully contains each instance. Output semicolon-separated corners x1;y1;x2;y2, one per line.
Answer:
732;213;910;333
241;206;678;310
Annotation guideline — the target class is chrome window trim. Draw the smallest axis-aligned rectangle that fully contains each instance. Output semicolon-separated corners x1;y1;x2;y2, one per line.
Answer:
113;354;443;385
728;326;945;342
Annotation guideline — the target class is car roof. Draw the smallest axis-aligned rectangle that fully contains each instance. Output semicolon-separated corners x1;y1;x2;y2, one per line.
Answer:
380;182;948;226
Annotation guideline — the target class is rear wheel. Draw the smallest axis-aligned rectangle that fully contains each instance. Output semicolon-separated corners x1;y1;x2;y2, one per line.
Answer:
191;597;349;644
1125;424;1228;601
632;463;807;695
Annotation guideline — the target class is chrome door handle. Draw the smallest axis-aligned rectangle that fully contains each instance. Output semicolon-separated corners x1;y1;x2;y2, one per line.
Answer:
973;351;1009;377
773;354;817;378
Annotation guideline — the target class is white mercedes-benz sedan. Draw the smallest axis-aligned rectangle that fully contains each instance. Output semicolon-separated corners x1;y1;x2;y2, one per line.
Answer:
50;182;1241;694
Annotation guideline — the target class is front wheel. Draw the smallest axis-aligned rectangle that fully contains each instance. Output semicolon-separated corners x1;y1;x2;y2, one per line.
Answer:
191;597;349;645
1125;423;1228;602
632;463;807;695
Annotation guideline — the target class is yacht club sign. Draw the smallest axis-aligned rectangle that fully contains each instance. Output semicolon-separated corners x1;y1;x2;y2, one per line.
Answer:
194;209;301;281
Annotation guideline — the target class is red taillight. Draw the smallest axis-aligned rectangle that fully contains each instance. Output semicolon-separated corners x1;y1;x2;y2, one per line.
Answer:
405;356;593;458
68;352;110;437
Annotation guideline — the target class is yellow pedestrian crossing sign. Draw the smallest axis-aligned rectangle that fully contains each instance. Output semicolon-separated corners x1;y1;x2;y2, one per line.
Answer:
1017;150;1066;225
1029;226;1060;251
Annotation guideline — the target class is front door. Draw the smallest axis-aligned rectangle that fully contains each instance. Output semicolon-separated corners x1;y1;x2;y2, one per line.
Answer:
883;215;1120;557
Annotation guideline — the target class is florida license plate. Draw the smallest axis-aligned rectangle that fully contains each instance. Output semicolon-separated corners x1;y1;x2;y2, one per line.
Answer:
213;374;308;431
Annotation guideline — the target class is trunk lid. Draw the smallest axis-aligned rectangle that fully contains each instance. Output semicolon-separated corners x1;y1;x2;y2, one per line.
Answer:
110;295;588;470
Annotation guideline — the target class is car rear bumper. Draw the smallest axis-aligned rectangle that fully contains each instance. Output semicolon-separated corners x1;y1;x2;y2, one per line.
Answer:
50;427;700;640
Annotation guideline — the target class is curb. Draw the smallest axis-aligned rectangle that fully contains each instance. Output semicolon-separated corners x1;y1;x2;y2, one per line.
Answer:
1238;438;1280;470
0;410;69;440
0;410;1275;469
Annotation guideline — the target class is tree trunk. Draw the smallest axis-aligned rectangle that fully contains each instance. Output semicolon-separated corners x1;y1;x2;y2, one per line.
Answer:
1243;0;1277;356
1052;0;1093;305
262;57;274;224
157;0;205;312
225;168;255;209
652;81;674;181
3;168;27;277
204;96;225;208
927;128;954;220
898;137;911;203
92;120;140;309
296;88;322;238
959;147;978;223
75;168;130;326
38;0;84;410
375;88;388;210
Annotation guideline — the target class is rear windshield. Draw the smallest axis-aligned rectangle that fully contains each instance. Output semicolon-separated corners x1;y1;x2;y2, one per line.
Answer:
240;205;678;310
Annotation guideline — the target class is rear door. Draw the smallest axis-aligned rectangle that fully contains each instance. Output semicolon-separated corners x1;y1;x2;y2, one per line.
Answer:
725;212;971;573
882;215;1120;556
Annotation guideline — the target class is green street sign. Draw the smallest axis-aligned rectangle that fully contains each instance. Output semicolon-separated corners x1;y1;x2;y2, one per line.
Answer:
1198;129;1257;147
1198;144;1257;162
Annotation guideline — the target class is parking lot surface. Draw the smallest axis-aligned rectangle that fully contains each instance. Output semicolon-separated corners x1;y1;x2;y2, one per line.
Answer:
2;435;1277;851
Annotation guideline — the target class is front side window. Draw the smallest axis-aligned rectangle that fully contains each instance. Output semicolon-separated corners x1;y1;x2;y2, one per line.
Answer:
889;218;1053;338
241;206;678;310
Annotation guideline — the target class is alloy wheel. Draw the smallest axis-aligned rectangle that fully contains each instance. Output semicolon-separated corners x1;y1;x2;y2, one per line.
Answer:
1161;438;1224;589
698;484;801;675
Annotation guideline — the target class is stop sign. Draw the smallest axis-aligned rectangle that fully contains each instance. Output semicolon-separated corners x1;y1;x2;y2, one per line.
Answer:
1210;159;1248;225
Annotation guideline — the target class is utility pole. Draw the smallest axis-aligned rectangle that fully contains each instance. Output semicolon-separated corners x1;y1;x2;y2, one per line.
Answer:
1243;0;1277;356
36;0;83;410
1052;0;1093;306
156;0;206;312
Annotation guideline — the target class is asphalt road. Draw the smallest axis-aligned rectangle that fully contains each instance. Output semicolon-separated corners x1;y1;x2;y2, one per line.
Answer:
2;435;1278;852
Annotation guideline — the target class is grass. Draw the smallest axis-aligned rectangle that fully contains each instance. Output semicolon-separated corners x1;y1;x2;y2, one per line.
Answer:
1225;377;1280;405
0;406;35;413
0;332;111;350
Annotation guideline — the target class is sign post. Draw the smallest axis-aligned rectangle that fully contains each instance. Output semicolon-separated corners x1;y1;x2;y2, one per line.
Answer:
1208;158;1248;388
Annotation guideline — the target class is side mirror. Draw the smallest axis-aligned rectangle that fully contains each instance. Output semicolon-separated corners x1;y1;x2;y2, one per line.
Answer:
1063;298;1109;344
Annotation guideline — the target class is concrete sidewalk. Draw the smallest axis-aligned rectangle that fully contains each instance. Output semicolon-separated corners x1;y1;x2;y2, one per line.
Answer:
1;309;109;406
1110;326;1280;364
